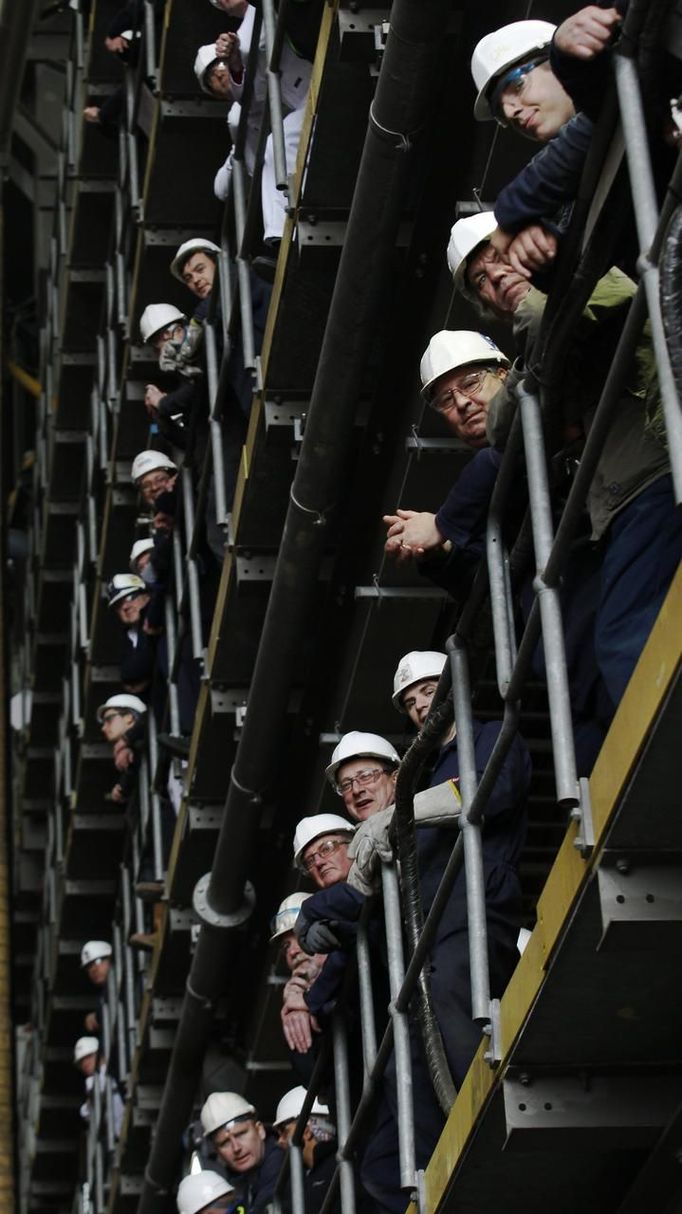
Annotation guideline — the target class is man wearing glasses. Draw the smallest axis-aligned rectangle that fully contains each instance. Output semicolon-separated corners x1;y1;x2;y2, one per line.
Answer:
383;329;510;563
325;731;400;823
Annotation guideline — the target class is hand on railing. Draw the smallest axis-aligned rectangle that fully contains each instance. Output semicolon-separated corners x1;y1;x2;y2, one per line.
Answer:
554;5;621;61
347;781;463;895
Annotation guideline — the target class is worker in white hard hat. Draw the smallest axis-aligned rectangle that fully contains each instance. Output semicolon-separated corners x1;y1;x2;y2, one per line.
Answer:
206;2;313;282
465;11;622;280
273;1087;337;1214
97;692;148;805
176;1171;235;1214
383;329;510;563
293;814;355;891
200;1092;282;1213
74;1035;125;1136
73;1036;100;1078
129;537;155;578
325;731;400;823
81;941;113;1033
131;450;178;508
170;239;221;302
271;893;326;1057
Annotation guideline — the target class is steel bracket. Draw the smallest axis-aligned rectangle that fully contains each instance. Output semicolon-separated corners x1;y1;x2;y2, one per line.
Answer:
571;777;595;857
192;875;256;930
236;553;277;582
503;1073;682;1149
483;998;502;1067
598;862;682;950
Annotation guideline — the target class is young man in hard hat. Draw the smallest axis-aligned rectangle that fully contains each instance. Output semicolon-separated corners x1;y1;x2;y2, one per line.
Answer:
453;214;680;708
138;303;206;452
97;692;147;805
81;941;112;1034
74;1036;125;1137
325;731;400;823
176;1171;236;1214
200;1092;282;1214
106;573;160;697
273;1087;338;1214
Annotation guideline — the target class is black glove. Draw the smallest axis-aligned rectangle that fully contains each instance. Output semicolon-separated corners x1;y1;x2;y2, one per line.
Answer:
295;916;342;955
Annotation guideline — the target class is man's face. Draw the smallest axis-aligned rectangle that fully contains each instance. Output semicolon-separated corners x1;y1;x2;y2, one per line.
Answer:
138;468;173;504
281;931;306;973
100;710;135;744
86;957;111;987
336;759;397;823
301;834;352;889
401;677;439;730
213;1119;266;1173
429;363;507;448
181;252;216;299
496;60;575;142
78;1053;97;1078
275;1119;296;1150
151;323;185;352
115;593;149;626
466;243;531;319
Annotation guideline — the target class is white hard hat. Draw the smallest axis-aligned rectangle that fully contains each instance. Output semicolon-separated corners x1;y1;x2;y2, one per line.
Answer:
177;1172;234;1214
471;20;556;121
420;329;509;398
200;1092;256;1139
170;238;221;283
96;693;147;724
293;815;355;868
73;1036;99;1065
131;450;178;483
446;211;498;285
392;651;447;712
270;893;312;942
325;732;401;787
129;537;155;572
80;940;112;968
194;44;222;95
273;1086;329;1129
139;303;186;345
106;573;147;608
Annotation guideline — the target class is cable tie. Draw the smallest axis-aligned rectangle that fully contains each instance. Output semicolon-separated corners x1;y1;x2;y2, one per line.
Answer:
369;101;413;152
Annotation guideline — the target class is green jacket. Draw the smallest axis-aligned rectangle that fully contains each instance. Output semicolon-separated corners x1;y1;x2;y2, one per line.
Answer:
486;269;669;540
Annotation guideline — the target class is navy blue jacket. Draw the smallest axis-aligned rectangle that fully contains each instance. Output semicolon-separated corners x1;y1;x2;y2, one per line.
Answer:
495;113;593;236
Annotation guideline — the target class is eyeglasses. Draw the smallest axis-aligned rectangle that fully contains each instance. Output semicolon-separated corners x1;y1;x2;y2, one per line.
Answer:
492;58;544;117
336;767;389;796
101;711;125;724
430;369;489;414
301;838;349;873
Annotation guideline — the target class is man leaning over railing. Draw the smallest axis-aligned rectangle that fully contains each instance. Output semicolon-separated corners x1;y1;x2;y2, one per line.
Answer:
453;214;681;705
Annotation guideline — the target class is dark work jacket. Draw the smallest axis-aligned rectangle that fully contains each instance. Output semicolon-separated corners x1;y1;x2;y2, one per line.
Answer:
306;1139;339;1214
421;720;530;941
495;113;593;236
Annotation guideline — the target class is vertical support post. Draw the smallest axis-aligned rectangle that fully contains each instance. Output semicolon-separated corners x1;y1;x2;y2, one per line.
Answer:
381;863;416;1191
332;1014;357;1214
261;0;288;189
515;379;579;808
356;919;378;1088
181;469;204;660
613;54;682;500
204;323;229;528
289;1144;306;1214
446;643;491;1023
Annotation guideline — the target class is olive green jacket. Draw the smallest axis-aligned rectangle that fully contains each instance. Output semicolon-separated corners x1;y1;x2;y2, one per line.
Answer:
486;269;669;540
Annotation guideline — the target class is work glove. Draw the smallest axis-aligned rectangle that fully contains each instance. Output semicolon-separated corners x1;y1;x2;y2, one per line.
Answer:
294;917;342;956
347;779;462;895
